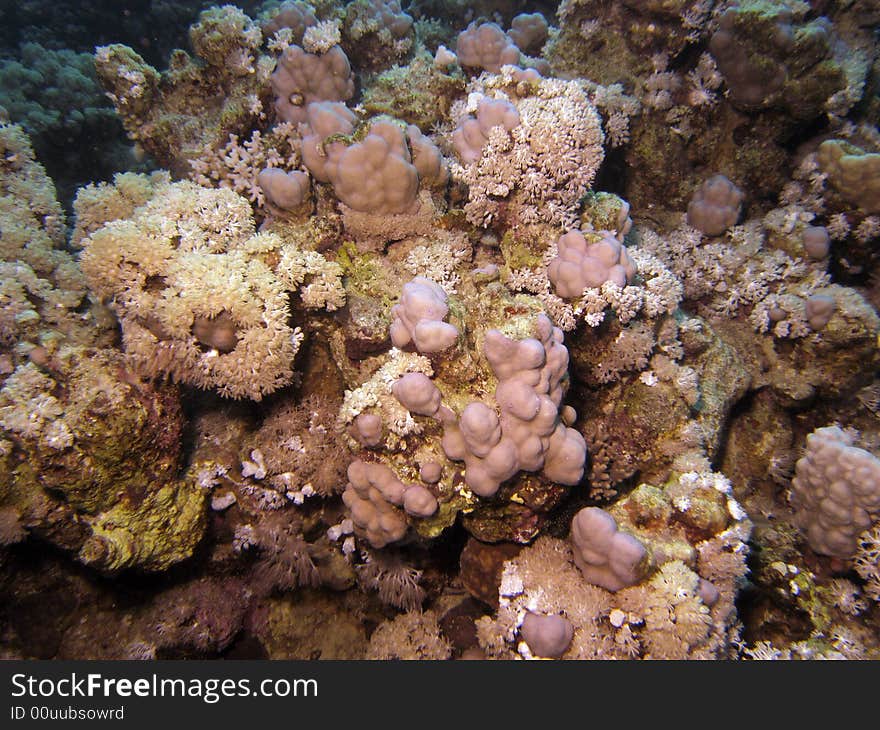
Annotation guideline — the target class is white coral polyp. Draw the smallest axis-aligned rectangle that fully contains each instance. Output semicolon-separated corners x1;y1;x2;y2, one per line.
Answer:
451;72;605;229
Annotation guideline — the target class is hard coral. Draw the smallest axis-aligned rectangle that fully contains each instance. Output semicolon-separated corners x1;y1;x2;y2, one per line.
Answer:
686;174;745;237
301;107;445;217
817;140;880;215
341;0;415;72
270;45;355;125
570;507;653;592
0;347;204;573
442;314;586;496
791;426;880;559
389;277;459;353
547;229;638;298
455;22;520;74
342;459;415;548
708;0;852;121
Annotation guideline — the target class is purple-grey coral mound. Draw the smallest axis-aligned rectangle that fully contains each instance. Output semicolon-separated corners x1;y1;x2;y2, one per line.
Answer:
508;13;549;55
520;611;573;658
258;168;310;212
570;507;653;591
392;372;442;416
270;45;355;124
802;225;830;260
791;426;880;559
343;459;438;548
456;22;520;74
441;314;586;497
300;109;444;215
546;230;638;298
686;174;744;237
390;277;459;353
452;97;521;166
261;1;317;42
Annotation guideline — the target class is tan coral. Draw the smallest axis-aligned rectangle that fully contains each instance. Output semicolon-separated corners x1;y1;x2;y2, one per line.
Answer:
80;179;343;400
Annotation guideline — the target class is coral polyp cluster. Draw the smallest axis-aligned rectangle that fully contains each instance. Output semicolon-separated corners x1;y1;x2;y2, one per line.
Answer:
79;177;343;399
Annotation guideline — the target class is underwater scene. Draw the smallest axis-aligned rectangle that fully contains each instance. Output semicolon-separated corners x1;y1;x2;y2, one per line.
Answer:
0;0;878;661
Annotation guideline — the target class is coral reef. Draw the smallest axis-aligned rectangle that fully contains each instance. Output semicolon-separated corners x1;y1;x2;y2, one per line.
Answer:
0;43;138;205
686;174;744;237
2;0;880;663
360;47;466;130
476;475;751;660
818;139;880;215
0;123;87;347
1;124;205;573
708;1;854;120
341;0;415;72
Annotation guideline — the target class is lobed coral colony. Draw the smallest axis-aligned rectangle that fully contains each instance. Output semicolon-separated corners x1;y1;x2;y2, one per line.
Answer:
1;0;880;660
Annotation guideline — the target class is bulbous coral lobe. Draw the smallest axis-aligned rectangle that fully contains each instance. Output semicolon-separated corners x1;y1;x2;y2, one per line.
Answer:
547;229;638;298
343;459;438;548
791;426;880;559
442;315;586;497
686;174;744;237
520;611;574;658
271;45;355;125
389;277;459;353
570;507;654;592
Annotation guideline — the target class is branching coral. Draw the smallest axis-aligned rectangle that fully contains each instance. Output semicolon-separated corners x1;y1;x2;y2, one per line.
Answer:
189;123;301;207
367;610;451;659
637;221;829;331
